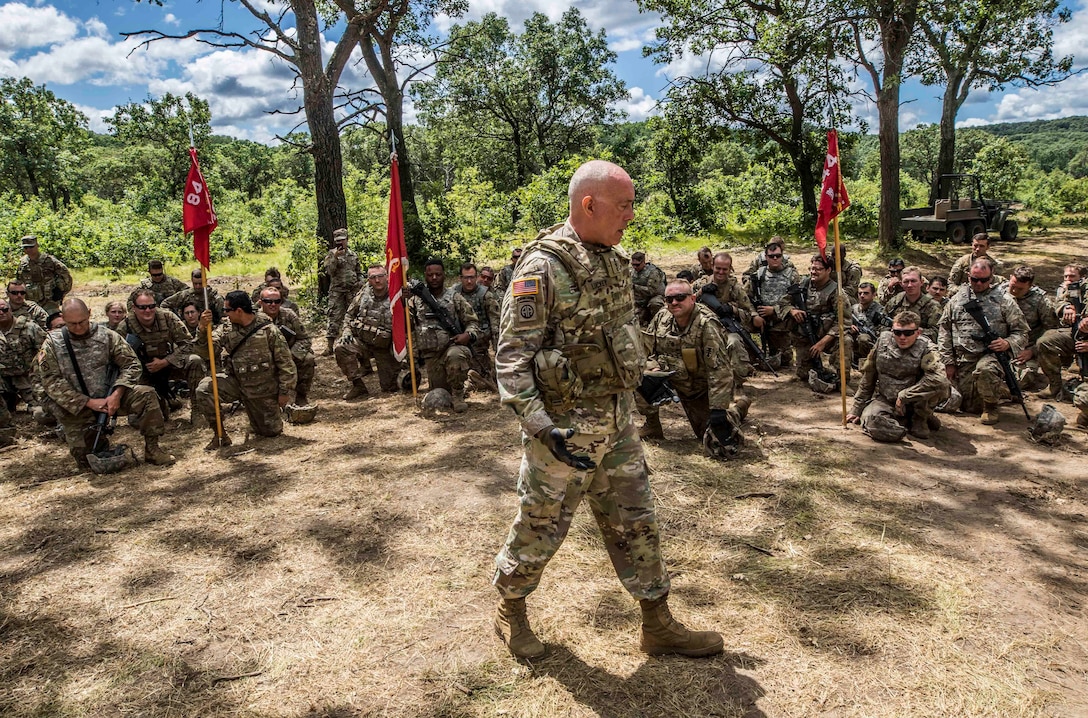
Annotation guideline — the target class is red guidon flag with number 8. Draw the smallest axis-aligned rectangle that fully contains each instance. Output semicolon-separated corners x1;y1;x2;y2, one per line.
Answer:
183;147;217;269
814;130;850;260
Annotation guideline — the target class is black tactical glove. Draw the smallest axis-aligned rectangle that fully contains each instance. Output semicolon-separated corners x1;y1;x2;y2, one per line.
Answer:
537;426;596;471
708;409;737;446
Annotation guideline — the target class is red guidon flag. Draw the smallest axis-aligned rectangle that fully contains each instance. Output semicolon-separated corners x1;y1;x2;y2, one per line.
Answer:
385;155;409;362
183;146;217;269
814;130;850;259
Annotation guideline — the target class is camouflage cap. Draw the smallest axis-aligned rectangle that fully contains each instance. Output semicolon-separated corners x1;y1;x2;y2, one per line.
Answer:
888;257;905;269
283;403;318;424
333;228;349;241
21;234;38;248
87;445;135;474
863;414;907;442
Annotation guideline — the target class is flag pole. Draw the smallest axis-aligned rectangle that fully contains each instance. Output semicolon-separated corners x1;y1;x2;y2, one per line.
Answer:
833;216;847;427
390;132;418;397
202;272;226;444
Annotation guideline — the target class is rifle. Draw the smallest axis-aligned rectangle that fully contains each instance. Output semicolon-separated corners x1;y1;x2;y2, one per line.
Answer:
638;371;681;406
409;280;470;352
697;284;778;376
1067;280;1088;378
785;283;839;387
962;297;1031;419
89;362;120;455
125;332;175;403
748;269;771;354
851;307;890;342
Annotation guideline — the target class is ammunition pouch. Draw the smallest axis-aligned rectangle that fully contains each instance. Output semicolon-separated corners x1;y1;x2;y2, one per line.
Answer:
532;348;583;411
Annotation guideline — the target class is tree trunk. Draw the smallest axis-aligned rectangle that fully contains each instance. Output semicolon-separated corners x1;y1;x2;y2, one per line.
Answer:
293;0;348;251
792;149;818;227
931;72;963;204
875;8;918;253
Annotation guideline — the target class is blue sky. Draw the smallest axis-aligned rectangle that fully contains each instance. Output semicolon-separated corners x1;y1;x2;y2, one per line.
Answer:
1;0;1085;143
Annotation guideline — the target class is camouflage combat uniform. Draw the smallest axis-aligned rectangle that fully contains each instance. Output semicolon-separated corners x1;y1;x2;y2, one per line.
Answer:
250;283;300;313
748;263;800;365
1004;285;1058;391
877;273;903;305
1037;284;1083;396
633;261;667;326
685;264;712;281
115;309;206;404
17;252;72;315
264;307;314;403
408;286;479;399
948;252;1003;292
0;333;15;446
641;303;738;438
851;333;950;436
162;287;224;325
494;263;516;296
126;275;189;309
834;258;863;302
11;300;48;330
492;220;669;603
883;292;942;343
36;324;166;465
937;285;1029;414
323;247;361;340
849;299;886;364
335;287;402;393
779;276;851;380
744;250;795;277
693;273;757;382
194;314;296;436
1;315;46;410
458;283;501;374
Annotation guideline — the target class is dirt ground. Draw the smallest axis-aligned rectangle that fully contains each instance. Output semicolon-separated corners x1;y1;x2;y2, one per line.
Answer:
1;231;1086;717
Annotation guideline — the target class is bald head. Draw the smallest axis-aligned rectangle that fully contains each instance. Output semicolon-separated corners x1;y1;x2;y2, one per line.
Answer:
567;160;635;247
61;298;92;337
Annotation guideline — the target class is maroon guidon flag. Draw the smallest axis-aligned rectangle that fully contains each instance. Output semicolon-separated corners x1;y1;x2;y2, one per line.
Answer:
183;147;217;269
814;130;850;259
385;155;409;362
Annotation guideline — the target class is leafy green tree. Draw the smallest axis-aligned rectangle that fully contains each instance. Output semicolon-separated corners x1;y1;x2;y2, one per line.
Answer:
911;0;1074;203
0;76;88;209
414;9;626;191
971;136;1029;200
208;137;275;200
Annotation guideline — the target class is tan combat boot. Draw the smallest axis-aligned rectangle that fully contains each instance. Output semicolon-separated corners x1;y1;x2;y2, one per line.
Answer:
909;414;931;439
494;598;546;659
639;595;723;657
639;413;665;441
204;431;232;451
144;435;176;466
980;402;1000;425
342;379;369;401
321;338;335;356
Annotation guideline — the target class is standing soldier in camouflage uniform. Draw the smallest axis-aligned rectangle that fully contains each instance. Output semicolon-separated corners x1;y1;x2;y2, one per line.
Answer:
16;235;73;315
883;266;942;343
937;260;1029;425
0;297;46;412
1035;265;1086;401
319;228;361;356
848;282;886;365
848;311;951;441
126;260;189;309
457;262;500;383
115;289;205;416
259;286;314;406
194;291;297;449
693;252;759;383
748;242;799;367
492;247;523;296
336;265;401;399
7;281;49;329
162;268;224;326
492;159;722;660
36;299;175;470
408;259;479;412
781;254;851;384
1001;265;1058;392
639;279;747;446
833;244;863;302
948;234;1003;292
631;251;667;326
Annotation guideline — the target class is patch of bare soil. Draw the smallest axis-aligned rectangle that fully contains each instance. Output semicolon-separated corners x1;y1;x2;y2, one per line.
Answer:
1;231;1086;717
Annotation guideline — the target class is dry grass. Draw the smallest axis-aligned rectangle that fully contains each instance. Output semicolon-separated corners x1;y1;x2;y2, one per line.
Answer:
2;231;1087;717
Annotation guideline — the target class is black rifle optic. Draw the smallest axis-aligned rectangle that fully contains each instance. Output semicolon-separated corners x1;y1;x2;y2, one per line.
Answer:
698;284;778;376
962;297;1030;419
1067;280;1088;379
125;332;175;403
785;283;839;388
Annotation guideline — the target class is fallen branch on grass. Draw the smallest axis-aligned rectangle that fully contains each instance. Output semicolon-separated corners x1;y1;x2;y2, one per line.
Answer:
734;492;776;499
211;670;263;686
121;596;177;609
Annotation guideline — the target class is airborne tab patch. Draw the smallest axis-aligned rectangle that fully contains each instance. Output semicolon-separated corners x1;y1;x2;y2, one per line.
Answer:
512;278;539;296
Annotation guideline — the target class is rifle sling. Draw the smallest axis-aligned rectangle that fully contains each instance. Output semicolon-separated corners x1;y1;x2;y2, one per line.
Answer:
61;327;92;398
226;321;264;359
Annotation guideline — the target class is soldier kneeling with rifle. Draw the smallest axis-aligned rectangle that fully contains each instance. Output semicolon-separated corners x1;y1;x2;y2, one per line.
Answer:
639;279;748;457
35;299;175;472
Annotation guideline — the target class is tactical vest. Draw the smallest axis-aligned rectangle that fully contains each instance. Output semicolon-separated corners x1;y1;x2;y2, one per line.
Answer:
528;228;643;403
948;287;1013;359
462;285;492;334
413;286;461;355
352;291;393;348
0;317;37;376
48;325;114;399
1012;286;1051;344
646;304;717;383
119;311;178;359
874;333;931;403
756;265;794;305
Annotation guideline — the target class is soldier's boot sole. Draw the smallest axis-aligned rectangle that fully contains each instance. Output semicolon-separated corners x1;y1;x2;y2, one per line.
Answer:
494;598;546;659
639;596;723;657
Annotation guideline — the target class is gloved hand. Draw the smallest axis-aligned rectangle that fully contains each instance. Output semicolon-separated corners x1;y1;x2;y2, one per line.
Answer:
536;426;596;471
708;409;737;446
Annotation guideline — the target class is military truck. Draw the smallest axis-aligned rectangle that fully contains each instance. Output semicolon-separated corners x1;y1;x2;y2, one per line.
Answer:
900;173;1018;244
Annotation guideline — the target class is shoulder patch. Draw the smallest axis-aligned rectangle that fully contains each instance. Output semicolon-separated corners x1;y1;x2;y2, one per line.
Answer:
512;278;539;297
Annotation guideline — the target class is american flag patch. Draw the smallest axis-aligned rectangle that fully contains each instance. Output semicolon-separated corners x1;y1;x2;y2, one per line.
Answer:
512;278;539;296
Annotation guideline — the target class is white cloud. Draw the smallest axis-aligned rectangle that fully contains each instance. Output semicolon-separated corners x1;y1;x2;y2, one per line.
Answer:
1053;0;1088;64
163;13;179;26
16;35;161;86
84;17;109;38
614;86;659;120
0;2;78;51
71;102;112;134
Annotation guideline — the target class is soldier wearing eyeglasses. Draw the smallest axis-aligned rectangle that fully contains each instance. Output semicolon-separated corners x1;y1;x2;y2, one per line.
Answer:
259;286;314;406
848;311;950;441
937;259;1028;425
638;279;747;444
